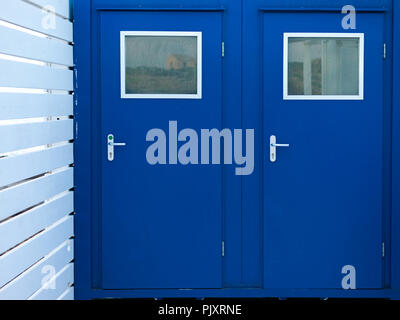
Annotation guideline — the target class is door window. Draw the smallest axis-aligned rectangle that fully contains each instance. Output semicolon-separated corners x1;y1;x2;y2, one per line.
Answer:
120;31;202;99
283;33;364;100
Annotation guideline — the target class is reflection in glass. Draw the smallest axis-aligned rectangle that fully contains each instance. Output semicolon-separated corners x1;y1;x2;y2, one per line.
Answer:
288;38;360;96
124;36;197;94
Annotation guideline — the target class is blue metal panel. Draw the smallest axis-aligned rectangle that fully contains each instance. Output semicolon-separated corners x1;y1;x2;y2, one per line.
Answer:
28;263;74;300
28;0;72;19
242;0;263;288
262;11;384;289
381;2;393;289
74;0;244;299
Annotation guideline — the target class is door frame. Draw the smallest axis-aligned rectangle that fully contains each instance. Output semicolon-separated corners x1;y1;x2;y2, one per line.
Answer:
74;0;400;299
261;11;385;289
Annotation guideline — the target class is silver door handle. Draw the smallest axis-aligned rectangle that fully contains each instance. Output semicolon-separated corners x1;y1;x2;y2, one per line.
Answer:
107;134;126;161
270;135;289;162
110;142;126;146
271;143;290;147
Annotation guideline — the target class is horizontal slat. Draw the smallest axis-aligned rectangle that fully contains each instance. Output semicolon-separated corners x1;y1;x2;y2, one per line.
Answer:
0;119;73;154
25;0;71;20
0;93;73;120
0;60;73;91
0;239;73;299
0;25;73;66
0;0;73;41
57;287;74;300
0;215;73;288
0;192;73;253
0;144;73;187
0;167;74;221
28;262;74;300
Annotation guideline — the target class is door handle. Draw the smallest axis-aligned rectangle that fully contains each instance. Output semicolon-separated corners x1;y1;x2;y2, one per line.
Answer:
107;134;127;161
270;135;289;162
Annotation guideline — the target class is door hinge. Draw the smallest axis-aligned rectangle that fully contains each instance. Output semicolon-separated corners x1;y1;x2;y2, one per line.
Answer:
383;43;387;59
221;42;225;57
222;241;225;257
382;242;385;258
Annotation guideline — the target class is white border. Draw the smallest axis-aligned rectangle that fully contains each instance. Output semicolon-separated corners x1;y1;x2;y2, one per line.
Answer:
283;33;364;100
120;31;202;99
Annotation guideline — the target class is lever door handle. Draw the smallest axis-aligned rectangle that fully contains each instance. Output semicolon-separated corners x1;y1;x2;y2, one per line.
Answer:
270;135;290;162
107;134;126;161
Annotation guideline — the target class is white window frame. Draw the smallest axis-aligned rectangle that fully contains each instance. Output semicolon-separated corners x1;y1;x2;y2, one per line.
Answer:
283;32;364;100
120;31;202;99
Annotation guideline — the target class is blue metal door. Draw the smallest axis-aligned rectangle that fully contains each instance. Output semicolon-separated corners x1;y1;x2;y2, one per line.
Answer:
99;11;223;289
262;12;384;289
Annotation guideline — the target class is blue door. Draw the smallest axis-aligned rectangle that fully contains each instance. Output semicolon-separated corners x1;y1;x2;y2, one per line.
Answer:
263;12;384;289
99;11;223;289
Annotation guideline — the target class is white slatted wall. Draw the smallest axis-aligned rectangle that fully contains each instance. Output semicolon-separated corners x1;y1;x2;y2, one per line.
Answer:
0;0;74;300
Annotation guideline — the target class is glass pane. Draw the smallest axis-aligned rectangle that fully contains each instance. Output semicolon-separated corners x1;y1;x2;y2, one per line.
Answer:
288;37;360;96
124;36;198;94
